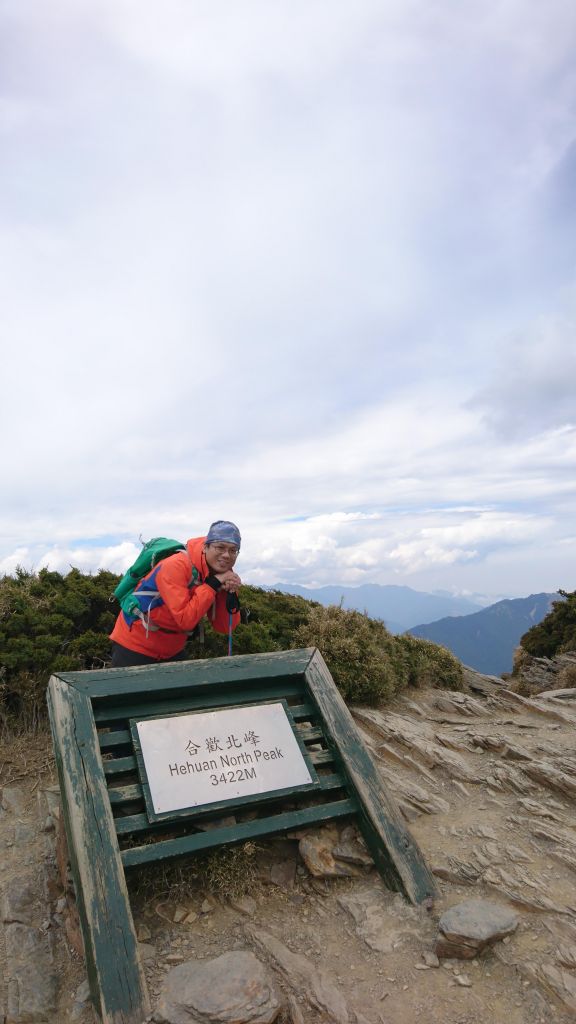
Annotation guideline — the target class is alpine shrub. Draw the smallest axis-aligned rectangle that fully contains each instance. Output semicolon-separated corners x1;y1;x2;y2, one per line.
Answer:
520;590;576;658
292;604;464;704
395;633;464;691
292;604;407;705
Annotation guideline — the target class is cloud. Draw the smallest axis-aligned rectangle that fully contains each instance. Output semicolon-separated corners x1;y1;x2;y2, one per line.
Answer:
387;511;548;574
1;0;576;601
469;312;576;437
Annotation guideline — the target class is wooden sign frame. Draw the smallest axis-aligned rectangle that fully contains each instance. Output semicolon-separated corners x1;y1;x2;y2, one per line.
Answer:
47;647;437;1024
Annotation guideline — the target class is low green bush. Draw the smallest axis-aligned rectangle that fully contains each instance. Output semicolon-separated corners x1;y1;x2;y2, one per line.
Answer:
520;590;576;658
0;567;118;729
0;568;465;728
293;603;403;704
291;603;463;705
395;633;464;691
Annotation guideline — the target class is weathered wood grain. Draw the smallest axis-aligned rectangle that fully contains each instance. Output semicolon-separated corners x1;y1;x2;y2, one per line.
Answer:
58;648;316;699
304;649;437;905
47;676;150;1024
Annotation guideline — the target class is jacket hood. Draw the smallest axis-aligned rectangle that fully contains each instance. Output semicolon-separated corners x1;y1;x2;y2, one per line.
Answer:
186;536;209;575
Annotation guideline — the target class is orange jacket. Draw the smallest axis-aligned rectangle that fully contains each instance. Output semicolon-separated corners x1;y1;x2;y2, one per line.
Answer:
110;536;240;660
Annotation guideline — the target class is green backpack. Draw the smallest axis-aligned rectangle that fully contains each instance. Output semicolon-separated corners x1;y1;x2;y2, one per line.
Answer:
113;537;188;622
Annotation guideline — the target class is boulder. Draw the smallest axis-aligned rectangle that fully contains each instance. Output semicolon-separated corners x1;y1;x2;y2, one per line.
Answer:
435;898;519;960
154;950;283;1024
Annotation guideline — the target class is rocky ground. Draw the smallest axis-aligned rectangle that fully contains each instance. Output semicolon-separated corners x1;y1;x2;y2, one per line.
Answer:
2;666;576;1023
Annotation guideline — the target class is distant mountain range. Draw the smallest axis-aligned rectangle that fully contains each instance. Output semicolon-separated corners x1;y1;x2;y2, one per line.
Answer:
265;582;561;678
265;583;483;634
408;593;560;676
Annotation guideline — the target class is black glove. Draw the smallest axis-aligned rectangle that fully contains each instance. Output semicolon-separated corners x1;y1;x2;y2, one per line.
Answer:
226;591;240;614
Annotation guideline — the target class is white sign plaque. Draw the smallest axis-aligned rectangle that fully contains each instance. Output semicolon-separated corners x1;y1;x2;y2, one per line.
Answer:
134;702;314;815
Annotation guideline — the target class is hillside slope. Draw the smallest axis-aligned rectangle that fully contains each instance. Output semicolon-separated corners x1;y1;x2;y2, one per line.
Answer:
408;593;559;675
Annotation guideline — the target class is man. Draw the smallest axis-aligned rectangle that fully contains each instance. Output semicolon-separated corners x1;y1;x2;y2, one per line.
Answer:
109;520;242;667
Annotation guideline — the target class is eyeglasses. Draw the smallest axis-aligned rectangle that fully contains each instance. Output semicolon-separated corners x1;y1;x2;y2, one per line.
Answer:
210;543;239;556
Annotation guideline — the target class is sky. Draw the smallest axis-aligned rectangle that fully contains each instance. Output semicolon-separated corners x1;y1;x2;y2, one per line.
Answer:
1;0;575;602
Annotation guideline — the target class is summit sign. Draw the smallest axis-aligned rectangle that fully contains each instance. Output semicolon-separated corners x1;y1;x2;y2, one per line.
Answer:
133;702;315;817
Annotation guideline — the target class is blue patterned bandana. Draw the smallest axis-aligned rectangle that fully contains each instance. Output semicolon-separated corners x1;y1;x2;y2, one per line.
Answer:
206;521;241;549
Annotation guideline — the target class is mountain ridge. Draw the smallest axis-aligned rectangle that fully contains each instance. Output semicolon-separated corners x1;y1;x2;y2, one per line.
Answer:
408;592;560;675
263;582;483;633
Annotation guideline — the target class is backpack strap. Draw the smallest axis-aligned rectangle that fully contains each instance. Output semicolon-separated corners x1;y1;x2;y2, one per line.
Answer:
131;550;205;636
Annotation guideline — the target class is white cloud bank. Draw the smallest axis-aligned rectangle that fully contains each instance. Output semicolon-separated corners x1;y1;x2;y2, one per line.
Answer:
1;0;575;600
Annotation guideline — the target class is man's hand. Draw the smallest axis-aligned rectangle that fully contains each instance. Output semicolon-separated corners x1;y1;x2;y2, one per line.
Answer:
215;570;242;593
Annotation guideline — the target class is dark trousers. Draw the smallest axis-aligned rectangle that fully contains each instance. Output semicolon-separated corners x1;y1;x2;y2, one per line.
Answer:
110;641;188;668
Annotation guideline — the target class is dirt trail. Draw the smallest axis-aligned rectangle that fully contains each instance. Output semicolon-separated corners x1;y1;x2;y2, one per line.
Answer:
2;682;576;1023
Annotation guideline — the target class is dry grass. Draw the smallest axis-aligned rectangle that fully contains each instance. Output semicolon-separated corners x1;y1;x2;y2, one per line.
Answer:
127;841;261;903
0;727;54;787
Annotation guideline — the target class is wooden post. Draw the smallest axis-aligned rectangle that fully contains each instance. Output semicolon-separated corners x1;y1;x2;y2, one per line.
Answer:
47;677;150;1024
304;649;437;904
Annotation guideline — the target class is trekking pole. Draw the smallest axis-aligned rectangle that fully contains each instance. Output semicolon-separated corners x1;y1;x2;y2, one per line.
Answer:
226;591;238;656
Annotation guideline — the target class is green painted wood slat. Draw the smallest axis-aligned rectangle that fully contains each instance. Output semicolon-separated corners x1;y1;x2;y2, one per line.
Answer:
114;772;348;836
92;682;306;724
121;797;357;868
58;649;316;699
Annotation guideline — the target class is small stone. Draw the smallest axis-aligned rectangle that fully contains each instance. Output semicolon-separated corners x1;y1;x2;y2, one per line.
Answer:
183;911;198;925
455;974;472;987
137;923;152;941
332;839;374;868
173;907;187;923
270;859;297;889
201;899;214;914
422;952;440;968
229;895;257;917
299;834;362;878
74;979;91;1004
